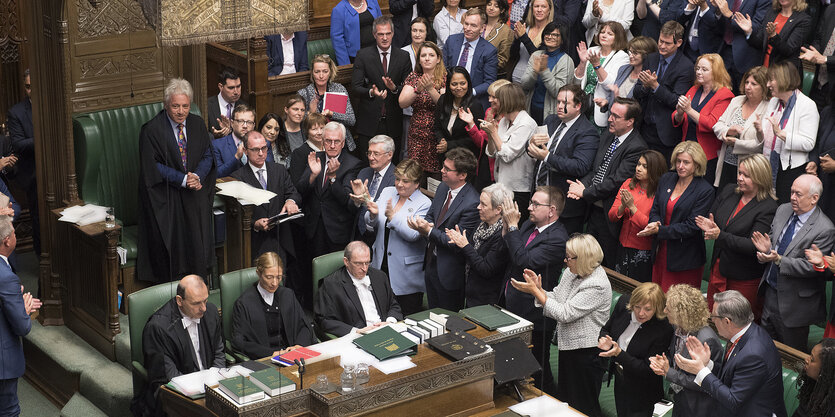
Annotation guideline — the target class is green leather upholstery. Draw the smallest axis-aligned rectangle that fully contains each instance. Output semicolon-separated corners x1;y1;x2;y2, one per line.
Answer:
219;267;259;362
72;103;202;265
783;367;801;416
312;251;344;302
802;69;815;96
126;281;179;394
702;239;714;286
307;39;336;65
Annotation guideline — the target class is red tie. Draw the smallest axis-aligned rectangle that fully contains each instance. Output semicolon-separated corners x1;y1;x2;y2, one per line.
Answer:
437;191;452;224
724;339;737;361
525;229;539;247
380;51;388;117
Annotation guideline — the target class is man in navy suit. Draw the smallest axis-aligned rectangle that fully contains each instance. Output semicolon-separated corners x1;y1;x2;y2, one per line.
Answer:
528;84;599;235
678;0;723;63
213;104;253;178
633;21;693;161
705;0;770;89
265;31;310;76
352;135;396;244
314;241;403;337
6;69;39;256
503;185;567;397
407;148;480;311
207;68;246;138
676;290;786;417
441;8;498;110
0;217;37;416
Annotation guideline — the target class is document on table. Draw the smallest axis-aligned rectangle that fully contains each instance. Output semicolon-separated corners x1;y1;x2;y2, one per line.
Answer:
508;395;584;417
216;180;276;206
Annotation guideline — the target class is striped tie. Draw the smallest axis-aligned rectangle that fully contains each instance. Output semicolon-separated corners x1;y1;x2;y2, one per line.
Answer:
176;123;187;170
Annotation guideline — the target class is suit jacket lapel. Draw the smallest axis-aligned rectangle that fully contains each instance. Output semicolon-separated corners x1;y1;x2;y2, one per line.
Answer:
771;207;792;248
785;208;817;255
341;271;365;323
370;273;387;318
171;310;200;370
438;184;470;227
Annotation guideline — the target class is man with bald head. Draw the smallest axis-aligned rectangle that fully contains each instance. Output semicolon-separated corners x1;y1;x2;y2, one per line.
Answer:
752;174;835;352
133;275;224;416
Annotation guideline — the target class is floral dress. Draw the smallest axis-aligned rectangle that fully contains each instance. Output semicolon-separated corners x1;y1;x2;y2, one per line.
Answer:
405;72;444;173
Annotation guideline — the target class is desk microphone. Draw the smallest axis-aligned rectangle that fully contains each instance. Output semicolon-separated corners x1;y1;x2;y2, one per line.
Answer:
294;358;307;388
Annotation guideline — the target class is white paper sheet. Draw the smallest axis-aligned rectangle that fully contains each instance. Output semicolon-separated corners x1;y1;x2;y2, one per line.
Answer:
509;395;582;417
216;181;277;206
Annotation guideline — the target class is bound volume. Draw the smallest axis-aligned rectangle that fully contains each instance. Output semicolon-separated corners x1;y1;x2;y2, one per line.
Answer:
353;325;418;361
427;330;489;361
217;376;265;405
271;346;321;366
460;305;519;331
248;368;297;396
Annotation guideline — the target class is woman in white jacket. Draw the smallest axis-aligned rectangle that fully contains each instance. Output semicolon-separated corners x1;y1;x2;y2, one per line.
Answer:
574;21;629;128
582;0;634;46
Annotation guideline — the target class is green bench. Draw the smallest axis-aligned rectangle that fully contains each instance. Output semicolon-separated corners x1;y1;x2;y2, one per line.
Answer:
306;39;336;65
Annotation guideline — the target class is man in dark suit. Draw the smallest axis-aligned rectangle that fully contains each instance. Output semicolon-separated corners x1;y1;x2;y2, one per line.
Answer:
633;21;693;160
502;185;568;397
752;174;835;352
134;275;225;417
568;97;648;268
265;31;310;77
390;0;434;48
297;122;363;261
6;69;39;255
230;131;300;259
800;4;835;108
352;16;412;160
676;290;787;417
314;241;403;337
407;148;480;311
704;0;770;89
528;84;599;235
352;135;396;243
137;78;216;284
213;103;252;178
0;217;38;416
441;8;498;110
678;0;723;62
207;67;246;139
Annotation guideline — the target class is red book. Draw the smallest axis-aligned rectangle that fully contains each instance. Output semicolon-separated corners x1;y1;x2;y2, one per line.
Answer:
323;92;348;114
271;347;321;366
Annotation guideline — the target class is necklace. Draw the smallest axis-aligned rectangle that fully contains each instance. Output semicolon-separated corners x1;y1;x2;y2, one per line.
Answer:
349;0;364;10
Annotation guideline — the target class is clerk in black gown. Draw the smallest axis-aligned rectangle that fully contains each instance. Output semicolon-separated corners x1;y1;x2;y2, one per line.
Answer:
231;252;316;359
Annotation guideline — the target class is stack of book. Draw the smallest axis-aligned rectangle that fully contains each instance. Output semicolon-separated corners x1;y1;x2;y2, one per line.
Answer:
216;376;265;405
460;305;520;331
352;325;418;361
248;368;297;396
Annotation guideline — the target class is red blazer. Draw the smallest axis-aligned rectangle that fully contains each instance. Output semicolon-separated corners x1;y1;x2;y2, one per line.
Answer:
672;86;734;160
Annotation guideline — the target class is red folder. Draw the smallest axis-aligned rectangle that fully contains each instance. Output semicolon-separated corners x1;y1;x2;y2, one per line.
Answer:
323;92;348;114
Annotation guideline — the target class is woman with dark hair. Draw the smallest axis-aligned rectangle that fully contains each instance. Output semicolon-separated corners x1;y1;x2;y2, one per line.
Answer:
595;35;657;112
520;21;574;124
257;113;289;167
574;21;629;128
483;0;512;69
696;153;777;318
283;95;307;153
433;0;466;50
288;113;328;185
510;0;555;83
297;54;357;152
608;150;667;281
794;338;835;417
401;42;447;176
434;67;487;184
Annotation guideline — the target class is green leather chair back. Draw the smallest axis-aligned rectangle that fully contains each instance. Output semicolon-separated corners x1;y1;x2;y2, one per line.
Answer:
127;281;179;379
312;251;344;302
783;367;800;416
802;69;815;96
307;39;336;66
219;267;259;344
610;292;622;314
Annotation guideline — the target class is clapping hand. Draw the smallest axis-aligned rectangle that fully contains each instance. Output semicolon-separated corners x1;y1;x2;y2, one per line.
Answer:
326;158;340;180
307;151;322;177
637;221;661;237
509;268;543;295
593;97;609;110
805;243;828;268
384;199;396;221
417;73;434;92
566;179;586;200
280;199;300;215
514;21;527;38
638;70;659;90
751;231;772;252
0;155;18;171
22;286;41;315
674;336;712;374
445;225;470;248
677;95;692;113
406;215;433;235
766;21;777;38
733;12;753;35
695;214;720;240
527;133;549;160
382;76;397;92
619;188;636;213
501;197;521;228
649;353;671;376
458;107;476;128
349;178;371;205
0;202;14;217
480;118;499;134
598;335;622;357
534;53;549;73
367;200;380;217
577;41;590;63
588;49;602;68
211;115;232;137
370;84;388;99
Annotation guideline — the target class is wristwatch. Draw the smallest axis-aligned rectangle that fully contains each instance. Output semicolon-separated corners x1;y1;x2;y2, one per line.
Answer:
329;177;336;184
508;226;518;232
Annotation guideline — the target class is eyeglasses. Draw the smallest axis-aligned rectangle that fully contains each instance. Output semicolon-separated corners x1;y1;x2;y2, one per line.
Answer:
529;200;553;208
248;146;268;153
543;33;561;39
709;315;727;321
234;119;255;126
324;139;343;146
441;165;458;173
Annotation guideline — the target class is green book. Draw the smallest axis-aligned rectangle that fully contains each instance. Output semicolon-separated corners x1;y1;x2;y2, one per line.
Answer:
217;376;265;405
406;307;462;322
248;367;296;396
352;325;418;361
459;305;519;331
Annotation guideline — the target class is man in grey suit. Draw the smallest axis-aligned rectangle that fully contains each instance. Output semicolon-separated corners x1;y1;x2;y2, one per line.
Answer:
752;174;835;352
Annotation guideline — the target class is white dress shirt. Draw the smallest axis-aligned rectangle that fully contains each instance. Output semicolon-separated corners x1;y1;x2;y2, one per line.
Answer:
487;110;537;192
433;7;467;50
218;93;233;119
281;34;297;75
179;309;204;370
352;275;382;326
617;312;642;351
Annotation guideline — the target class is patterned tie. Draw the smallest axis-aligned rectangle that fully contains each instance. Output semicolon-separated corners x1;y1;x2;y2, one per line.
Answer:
724;0;743;44
176;123;187;170
818;29;835;86
593;137;621;185
536;123;566;186
765;214;798;288
257;168;267;189
226;103;232;119
368;172;382;200
437;191;453;224
381;52;388;117
723;339;737;361
458;41;471;68
525;229;539;247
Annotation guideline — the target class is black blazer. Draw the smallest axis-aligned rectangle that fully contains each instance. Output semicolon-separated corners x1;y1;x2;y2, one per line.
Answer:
351;46;412;138
231;285;316;359
390;0;434;48
230;162;301;259
435;99;483;156
600;295;673;412
314;267;403;336
665;325;724;417
288;142;314;186
207;95;246;134
749;9;811;73
710;184;778;281
811;5;835;100
634;52;694;147
296;151;363;245
462;224;509;307
535;114;600;219
649;173;715;271
265;32;310;76
5;99;33;189
503;220;568;329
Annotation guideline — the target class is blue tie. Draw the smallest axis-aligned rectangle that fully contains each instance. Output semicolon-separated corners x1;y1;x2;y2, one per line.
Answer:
765;214;798;288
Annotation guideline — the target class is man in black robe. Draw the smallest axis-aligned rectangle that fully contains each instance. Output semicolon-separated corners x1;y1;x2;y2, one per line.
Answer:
131;275;225;417
231;252;315;359
137;78;216;283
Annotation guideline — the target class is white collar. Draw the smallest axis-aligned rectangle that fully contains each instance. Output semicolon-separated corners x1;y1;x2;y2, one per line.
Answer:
249;162;266;177
179;308;200;328
217;93;233;113
377;46;391;55
376;162;391;177
307;141;322;152
729;323;751;345
536;220;556;233
349;272;371;288
256;283;275;305
616;129;633;143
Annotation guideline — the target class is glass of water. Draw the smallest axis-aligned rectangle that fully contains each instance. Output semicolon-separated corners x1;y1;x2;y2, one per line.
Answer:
340;364;356;394
355;363;370;385
104;207;116;229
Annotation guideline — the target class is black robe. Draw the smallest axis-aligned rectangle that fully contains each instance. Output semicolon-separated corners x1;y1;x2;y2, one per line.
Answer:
136;110;216;283
231;284;316;359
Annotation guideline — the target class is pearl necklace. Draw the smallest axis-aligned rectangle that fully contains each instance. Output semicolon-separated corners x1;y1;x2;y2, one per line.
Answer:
349;0;365;10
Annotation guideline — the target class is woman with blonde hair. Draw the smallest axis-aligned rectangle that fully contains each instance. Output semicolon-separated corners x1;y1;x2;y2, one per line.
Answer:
649;284;723;417
638;141;715;291
510;0;555;83
599;282;673;417
741;0;811;71
231;252;316;360
297;54;357;152
511;233;611;416
673;53;734;185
